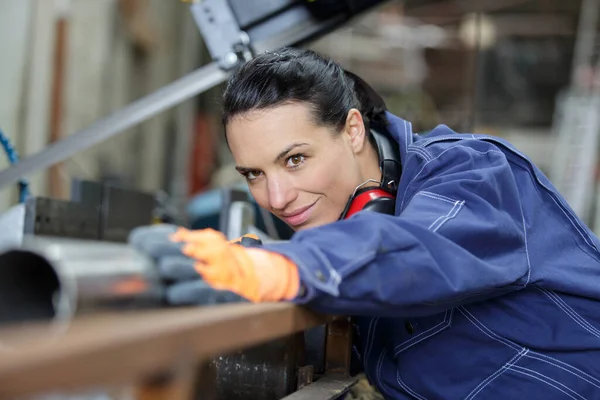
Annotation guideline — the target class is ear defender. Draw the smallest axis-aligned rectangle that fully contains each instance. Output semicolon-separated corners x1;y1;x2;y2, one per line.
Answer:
339;129;401;220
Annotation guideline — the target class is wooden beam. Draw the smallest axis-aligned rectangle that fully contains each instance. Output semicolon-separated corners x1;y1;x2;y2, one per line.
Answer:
0;303;328;399
48;9;69;200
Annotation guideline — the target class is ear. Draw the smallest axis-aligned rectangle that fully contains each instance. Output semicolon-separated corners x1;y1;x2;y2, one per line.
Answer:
343;108;367;154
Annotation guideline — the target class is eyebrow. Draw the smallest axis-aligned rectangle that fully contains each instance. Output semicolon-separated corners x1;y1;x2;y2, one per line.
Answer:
235;142;309;174
274;142;309;163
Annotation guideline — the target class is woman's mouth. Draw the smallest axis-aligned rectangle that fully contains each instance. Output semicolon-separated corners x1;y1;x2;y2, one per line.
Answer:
281;201;318;227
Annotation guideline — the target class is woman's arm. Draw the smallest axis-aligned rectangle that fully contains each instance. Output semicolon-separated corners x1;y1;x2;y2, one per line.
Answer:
262;143;531;318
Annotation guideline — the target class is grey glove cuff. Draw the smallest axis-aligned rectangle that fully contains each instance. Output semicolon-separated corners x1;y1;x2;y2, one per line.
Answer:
129;224;183;258
166;280;249;306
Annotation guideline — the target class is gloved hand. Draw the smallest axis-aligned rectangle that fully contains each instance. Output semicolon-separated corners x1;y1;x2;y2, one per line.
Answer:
170;227;300;303
129;224;251;306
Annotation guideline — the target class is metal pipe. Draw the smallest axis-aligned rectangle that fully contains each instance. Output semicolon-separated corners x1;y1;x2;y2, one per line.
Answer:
0;236;164;330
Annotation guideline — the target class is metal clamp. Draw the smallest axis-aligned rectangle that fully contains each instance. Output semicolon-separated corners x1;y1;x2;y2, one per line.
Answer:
190;0;254;70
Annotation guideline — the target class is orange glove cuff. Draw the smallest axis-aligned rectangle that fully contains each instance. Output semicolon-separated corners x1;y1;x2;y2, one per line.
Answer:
245;248;300;302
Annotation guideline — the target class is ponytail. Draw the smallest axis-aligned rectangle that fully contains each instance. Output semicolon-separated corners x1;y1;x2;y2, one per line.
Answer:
343;70;389;129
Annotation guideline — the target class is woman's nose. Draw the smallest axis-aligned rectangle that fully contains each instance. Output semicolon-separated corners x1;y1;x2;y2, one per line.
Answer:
267;177;297;211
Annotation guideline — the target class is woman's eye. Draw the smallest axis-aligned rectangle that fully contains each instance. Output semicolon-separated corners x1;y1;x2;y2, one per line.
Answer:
246;170;262;180
286;154;305;168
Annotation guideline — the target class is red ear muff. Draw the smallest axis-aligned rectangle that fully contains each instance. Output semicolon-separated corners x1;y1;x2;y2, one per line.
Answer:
338;127;401;220
340;188;395;219
339;125;402;219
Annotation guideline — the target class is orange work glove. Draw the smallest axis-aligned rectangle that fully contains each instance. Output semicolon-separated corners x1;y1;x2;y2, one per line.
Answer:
170;228;300;303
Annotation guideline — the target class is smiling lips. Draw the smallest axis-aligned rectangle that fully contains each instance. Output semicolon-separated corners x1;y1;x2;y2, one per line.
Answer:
280;201;317;227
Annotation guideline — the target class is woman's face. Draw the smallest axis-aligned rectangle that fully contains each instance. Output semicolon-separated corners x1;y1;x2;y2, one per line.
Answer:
226;102;369;231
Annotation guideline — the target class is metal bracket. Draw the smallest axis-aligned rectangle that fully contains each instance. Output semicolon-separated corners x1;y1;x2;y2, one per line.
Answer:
226;201;256;240
190;0;254;70
224;200;284;243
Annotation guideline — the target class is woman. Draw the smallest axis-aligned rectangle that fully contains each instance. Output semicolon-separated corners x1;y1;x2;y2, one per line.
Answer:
131;48;600;398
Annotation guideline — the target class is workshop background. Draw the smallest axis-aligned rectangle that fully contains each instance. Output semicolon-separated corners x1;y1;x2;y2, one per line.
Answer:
2;0;600;231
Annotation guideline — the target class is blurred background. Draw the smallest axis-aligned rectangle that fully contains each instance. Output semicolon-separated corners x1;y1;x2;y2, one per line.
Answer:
2;0;600;234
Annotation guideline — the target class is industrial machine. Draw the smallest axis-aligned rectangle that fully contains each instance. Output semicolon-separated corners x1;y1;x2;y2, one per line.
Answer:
0;0;391;190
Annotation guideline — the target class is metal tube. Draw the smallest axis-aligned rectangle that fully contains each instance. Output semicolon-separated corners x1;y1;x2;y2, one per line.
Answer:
0;236;164;330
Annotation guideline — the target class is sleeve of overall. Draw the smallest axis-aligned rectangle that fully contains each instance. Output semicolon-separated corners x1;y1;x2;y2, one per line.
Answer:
261;143;531;318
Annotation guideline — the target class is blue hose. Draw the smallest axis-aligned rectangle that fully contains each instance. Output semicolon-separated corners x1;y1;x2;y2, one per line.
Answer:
0;128;30;203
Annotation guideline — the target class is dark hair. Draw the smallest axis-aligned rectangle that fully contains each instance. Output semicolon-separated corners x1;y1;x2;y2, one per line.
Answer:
221;48;388;141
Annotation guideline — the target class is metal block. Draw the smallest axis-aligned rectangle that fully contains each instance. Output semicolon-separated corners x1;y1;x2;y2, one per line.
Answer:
23;197;100;240
209;332;305;400
101;186;156;243
70;179;103;206
21;181;156;242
